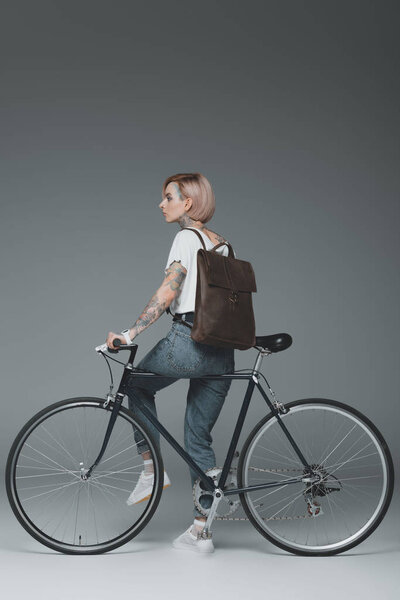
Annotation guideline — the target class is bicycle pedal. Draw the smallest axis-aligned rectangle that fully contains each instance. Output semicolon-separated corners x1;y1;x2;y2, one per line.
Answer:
198;529;212;540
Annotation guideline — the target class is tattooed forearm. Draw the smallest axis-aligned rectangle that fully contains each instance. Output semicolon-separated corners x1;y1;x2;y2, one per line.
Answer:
128;261;187;340
129;292;168;339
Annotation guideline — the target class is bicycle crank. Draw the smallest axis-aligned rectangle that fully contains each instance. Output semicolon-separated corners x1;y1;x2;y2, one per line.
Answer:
193;467;241;518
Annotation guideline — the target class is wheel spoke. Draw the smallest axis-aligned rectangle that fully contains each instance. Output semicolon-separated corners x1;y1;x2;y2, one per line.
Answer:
7;400;162;552
38;423;80;467
241;402;391;554
25;444;81;480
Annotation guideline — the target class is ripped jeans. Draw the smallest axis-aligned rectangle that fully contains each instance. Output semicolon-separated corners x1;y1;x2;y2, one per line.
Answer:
126;312;235;518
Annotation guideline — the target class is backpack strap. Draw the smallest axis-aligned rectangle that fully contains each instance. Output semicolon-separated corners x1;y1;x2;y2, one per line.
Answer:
166;228;206;325
166;227;234;326
181;227;207;249
212;241;235;258
165;306;193;329
182;227;235;258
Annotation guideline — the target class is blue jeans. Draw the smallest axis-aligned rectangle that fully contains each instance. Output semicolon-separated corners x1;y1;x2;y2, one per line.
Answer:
126;312;235;517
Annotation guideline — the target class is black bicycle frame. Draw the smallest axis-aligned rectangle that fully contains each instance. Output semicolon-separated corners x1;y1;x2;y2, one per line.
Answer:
87;344;312;494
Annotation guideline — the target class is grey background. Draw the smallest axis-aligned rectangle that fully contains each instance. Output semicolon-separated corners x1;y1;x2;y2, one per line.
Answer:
0;1;399;597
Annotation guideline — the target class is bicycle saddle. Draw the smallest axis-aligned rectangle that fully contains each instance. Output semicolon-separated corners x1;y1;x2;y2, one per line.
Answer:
255;333;292;353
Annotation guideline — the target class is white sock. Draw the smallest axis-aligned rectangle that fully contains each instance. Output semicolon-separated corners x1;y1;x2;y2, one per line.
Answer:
191;518;206;536
143;459;154;475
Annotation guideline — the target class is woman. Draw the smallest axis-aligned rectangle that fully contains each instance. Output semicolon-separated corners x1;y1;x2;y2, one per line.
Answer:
106;172;234;553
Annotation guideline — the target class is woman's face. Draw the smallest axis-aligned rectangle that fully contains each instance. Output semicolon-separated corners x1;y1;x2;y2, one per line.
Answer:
159;182;191;223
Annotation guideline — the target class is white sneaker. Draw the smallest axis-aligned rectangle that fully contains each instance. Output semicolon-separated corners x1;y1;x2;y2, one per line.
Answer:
172;526;214;553
126;470;171;506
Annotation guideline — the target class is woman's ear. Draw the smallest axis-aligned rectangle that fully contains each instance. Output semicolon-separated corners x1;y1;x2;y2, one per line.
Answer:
185;197;193;211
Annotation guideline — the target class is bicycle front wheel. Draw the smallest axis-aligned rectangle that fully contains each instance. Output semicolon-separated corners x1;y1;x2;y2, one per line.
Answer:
238;399;394;556
6;397;163;554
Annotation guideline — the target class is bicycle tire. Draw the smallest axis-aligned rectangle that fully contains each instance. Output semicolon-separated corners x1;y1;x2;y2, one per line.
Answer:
238;398;394;556
6;397;164;555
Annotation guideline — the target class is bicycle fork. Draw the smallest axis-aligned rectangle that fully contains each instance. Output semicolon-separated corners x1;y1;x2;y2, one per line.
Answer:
84;346;139;480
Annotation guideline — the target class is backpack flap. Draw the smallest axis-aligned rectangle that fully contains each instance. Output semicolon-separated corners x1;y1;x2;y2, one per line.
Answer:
198;250;257;293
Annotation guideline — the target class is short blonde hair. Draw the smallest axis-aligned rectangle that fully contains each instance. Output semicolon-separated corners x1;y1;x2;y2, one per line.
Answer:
162;172;215;223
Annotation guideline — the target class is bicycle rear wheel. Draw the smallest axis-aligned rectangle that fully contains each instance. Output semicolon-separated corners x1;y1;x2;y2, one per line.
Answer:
6;397;163;554
238;399;394;556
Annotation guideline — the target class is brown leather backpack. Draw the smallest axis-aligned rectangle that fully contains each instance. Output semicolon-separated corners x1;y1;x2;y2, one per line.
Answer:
168;228;257;350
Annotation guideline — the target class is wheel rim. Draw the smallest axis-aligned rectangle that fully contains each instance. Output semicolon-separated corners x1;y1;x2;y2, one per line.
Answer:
242;403;389;553
8;401;160;551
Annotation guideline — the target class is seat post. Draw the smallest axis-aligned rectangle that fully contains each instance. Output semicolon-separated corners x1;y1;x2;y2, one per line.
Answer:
252;347;272;374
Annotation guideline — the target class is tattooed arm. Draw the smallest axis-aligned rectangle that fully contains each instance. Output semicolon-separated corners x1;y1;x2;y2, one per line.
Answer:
106;261;187;347
128;260;187;339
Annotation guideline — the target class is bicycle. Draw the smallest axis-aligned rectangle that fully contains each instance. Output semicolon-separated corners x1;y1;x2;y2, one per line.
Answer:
6;333;394;556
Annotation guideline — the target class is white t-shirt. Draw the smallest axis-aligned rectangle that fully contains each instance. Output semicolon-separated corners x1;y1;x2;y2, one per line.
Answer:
164;227;234;314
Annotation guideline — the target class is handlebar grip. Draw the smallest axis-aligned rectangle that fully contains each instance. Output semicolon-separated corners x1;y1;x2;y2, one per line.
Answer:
106;337;121;353
95;338;125;354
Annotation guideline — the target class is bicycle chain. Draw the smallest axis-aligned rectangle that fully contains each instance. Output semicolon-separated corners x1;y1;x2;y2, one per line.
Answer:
215;514;312;521
194;466;313;521
249;466;304;473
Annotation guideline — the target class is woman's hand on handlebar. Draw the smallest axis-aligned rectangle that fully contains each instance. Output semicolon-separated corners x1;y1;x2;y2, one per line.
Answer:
106;332;126;349
95;330;135;354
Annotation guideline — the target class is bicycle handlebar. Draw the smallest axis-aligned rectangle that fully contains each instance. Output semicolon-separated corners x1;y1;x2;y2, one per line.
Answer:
95;338;137;354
